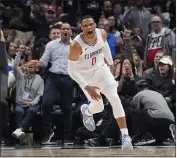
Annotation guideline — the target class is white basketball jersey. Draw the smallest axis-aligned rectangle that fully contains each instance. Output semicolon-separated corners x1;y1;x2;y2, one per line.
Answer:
74;28;105;74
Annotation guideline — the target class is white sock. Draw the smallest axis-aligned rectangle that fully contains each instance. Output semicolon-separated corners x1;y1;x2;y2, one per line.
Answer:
85;108;93;116
120;128;128;136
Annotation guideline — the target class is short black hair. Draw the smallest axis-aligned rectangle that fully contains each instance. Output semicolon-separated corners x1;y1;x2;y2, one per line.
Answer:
60;23;71;29
50;25;61;31
80;15;95;23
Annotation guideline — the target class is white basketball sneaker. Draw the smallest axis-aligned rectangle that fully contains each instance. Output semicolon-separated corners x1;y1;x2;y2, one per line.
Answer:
122;134;133;150
80;104;95;131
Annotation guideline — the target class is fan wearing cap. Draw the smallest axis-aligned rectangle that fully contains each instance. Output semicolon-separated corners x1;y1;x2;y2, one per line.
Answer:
144;50;164;77
158;56;173;77
24;1;58;59
46;6;57;24
148;55;175;114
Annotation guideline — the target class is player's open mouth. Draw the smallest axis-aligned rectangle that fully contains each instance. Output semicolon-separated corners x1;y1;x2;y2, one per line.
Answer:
88;31;93;35
64;33;67;36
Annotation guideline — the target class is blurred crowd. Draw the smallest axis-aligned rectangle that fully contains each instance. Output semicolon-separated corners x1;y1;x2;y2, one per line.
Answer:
0;0;176;147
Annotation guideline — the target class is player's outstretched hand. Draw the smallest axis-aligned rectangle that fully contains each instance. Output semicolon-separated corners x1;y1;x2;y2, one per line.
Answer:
85;85;101;101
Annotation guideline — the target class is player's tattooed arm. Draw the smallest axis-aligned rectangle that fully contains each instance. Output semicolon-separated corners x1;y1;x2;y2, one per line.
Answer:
69;40;82;61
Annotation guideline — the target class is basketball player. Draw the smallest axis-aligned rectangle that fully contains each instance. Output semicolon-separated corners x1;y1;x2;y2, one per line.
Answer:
67;15;133;149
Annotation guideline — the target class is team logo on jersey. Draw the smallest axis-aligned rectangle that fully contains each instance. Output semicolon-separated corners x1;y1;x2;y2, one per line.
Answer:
85;47;104;59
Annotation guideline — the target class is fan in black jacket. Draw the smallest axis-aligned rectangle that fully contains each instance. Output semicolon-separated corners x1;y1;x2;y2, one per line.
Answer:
23;0;76;59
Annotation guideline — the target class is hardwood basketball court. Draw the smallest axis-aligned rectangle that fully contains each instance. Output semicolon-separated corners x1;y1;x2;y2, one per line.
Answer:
1;145;176;157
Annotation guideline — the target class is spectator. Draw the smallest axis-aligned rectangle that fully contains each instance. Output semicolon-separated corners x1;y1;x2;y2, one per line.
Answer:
131;82;175;145
102;1;113;18
131;35;145;60
41;3;49;17
23;1;57;59
112;56;121;78
107;15;121;39
144;15;176;67
115;62;121;79
37;23;75;144
113;2;124;27
98;17;106;29
59;1;77;26
12;48;44;142
49;25;61;41
144;50;164;77
76;21;81;33
79;0;102;24
6;5;34;45
56;6;63;21
121;26;134;59
25;43;32;56
117;57;139;99
169;0;175;29
32;1;42;18
6;42;16;88
71;27;78;39
148;56;176;115
8;43;16;57
133;53;143;77
133;28;143;37
107;15;124;54
99;18;117;59
54;21;63;27
151;5;170;28
122;0;151;39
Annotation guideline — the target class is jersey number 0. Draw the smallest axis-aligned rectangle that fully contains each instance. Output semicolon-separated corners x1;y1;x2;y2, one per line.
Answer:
92;57;96;65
